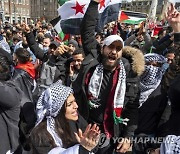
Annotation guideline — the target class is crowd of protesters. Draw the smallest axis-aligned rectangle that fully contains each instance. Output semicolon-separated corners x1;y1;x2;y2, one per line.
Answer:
0;0;180;153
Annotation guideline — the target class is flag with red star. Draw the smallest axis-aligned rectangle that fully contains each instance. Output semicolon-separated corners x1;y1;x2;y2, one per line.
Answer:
71;1;86;15
58;0;122;34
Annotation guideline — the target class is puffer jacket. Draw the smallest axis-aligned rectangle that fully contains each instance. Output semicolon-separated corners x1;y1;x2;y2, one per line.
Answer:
73;1;145;138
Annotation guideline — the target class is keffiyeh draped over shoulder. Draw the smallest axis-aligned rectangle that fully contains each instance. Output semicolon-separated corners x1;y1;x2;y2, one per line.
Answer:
160;135;180;154
139;53;167;107
36;80;73;146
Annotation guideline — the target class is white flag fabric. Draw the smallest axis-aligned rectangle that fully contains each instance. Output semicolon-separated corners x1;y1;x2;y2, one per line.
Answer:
58;0;122;34
58;0;122;20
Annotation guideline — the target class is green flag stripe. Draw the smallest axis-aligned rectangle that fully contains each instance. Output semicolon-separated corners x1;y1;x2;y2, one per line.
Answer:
122;19;146;24
58;0;69;6
59;31;65;40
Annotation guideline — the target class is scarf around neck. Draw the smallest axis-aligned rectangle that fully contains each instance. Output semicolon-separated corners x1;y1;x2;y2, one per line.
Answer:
15;62;36;79
88;60;128;127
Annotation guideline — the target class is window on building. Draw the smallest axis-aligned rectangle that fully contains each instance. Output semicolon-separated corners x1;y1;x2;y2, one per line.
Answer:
144;2;147;5
19;0;22;4
15;8;17;14
27;9;29;15
23;8;26;15
26;0;29;5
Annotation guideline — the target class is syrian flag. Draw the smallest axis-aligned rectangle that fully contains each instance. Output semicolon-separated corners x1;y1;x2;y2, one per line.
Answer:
58;0;70;6
119;11;147;25
50;16;70;42
58;0;122;34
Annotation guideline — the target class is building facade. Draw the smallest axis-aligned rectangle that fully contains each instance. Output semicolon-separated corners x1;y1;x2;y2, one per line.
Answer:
0;0;31;23
30;0;59;22
121;0;164;16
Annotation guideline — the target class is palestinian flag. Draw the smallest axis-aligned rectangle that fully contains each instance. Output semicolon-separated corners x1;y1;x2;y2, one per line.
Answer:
119;11;147;24
119;11;130;21
50;16;70;42
151;26;163;37
58;0;122;34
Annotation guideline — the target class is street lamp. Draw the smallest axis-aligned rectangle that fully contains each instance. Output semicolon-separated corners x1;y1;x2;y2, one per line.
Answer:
13;0;17;23
0;0;5;22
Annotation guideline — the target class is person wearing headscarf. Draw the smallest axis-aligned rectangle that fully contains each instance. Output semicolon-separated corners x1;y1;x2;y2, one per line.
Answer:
30;80;100;154
133;53;169;153
139;53;168;107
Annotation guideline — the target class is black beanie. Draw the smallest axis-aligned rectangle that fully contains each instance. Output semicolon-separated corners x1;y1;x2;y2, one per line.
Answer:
68;39;79;49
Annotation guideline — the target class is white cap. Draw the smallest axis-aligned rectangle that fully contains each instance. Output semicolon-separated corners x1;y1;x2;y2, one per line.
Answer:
103;35;124;47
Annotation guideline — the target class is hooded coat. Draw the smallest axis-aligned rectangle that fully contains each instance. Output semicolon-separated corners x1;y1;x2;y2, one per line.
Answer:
72;1;145;139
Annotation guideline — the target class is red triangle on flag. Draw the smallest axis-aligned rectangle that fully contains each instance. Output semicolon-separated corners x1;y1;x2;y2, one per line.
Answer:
119;11;130;22
63;34;70;41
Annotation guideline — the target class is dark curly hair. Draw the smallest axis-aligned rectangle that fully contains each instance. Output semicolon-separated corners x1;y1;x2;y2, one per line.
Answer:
14;48;30;63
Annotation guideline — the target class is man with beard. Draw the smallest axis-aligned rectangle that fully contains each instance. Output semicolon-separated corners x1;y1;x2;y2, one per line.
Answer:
72;0;145;153
67;48;85;87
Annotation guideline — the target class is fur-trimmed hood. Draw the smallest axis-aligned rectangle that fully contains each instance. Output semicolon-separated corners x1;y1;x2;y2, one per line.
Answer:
122;46;145;76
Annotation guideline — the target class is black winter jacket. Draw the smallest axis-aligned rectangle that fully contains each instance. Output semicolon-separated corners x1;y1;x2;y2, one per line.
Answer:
0;81;22;154
12;69;37;133
25;32;67;84
73;1;145;138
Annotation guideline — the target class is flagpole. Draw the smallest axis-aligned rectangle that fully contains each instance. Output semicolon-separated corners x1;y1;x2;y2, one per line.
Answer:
159;0;169;21
146;0;158;30
148;0;158;21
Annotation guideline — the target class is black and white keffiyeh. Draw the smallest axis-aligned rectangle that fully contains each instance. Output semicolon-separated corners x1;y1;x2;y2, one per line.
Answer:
36;80;73;146
88;60;128;126
88;59;126;109
139;53;167;107
160;135;180;154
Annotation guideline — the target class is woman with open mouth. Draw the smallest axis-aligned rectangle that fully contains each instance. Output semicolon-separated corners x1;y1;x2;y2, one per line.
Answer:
30;80;100;154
